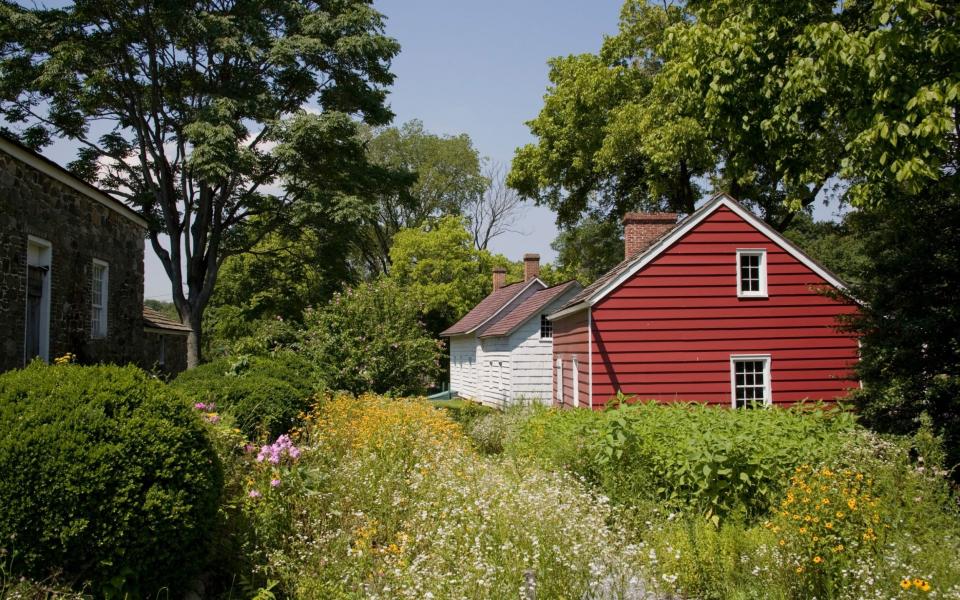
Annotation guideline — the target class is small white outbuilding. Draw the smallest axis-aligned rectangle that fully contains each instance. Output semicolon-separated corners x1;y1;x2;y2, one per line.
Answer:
440;254;582;408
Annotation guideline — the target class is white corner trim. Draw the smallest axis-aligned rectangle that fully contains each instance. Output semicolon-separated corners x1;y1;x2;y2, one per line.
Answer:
0;137;148;228
587;307;593;409
586;193;851;306
465;277;547;334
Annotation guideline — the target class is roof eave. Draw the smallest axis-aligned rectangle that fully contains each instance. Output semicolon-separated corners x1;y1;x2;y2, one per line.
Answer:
546;302;588;321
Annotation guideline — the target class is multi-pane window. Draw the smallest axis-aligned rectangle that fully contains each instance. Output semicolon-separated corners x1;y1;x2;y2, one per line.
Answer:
91;260;109;338
731;356;771;408
737;249;767;297
540;314;553;339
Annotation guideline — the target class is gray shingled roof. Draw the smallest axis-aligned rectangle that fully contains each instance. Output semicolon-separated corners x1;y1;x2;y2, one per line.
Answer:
439;280;538;337
479;280;581;338
143;306;192;334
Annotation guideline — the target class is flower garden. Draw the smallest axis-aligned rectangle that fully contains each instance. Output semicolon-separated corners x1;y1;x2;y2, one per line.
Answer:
1;360;959;599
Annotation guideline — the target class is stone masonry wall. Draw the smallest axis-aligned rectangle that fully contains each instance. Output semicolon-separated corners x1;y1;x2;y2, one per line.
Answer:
0;147;145;372
142;331;188;379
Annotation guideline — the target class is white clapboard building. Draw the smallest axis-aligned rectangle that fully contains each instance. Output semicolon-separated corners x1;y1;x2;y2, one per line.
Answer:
440;254;581;408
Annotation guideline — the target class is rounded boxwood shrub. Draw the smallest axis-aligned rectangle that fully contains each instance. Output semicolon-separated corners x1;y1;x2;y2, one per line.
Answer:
0;363;222;596
171;352;316;439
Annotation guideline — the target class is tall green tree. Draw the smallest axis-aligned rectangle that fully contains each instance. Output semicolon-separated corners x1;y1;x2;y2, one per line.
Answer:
358;120;487;274
508;2;697;227
0;0;399;366
387;215;513;333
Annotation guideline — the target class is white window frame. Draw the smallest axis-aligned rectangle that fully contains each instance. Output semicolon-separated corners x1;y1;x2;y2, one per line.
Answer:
539;314;553;340
556;358;563;406
729;354;772;408
736;248;768;298
24;236;53;364
572;356;580;408
91;259;109;339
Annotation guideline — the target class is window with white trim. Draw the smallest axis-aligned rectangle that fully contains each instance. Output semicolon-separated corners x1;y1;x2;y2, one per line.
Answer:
540;314;553;339
736;249;767;297
91;260;109;338
730;355;771;408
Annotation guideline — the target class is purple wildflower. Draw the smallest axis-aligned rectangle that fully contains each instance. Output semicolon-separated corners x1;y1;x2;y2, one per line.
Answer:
255;434;300;465
270;478;281;488
248;489;261;499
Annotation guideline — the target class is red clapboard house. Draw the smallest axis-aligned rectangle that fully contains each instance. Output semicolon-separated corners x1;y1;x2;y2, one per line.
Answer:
547;193;860;409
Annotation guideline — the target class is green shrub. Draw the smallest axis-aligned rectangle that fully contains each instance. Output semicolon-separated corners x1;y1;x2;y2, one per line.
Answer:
301;278;442;395
466;403;543;454
432;398;495;431
171;352;315;439
0;363;222;597
507;399;858;523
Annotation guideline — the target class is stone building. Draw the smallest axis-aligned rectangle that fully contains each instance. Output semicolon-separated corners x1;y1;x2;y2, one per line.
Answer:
0;134;186;374
142;306;191;377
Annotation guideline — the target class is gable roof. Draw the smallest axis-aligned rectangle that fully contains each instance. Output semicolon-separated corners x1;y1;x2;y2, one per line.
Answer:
0;134;148;228
439;278;545;337
549;193;851;320
143;306;192;335
479;280;582;338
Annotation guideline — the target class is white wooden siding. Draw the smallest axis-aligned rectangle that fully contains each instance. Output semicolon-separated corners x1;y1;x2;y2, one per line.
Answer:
447;285;581;409
449;335;477;399
506;287;582;405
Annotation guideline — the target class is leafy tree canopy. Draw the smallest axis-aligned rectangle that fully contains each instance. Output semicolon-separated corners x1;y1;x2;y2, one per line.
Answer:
356;119;487;274
510;0;958;229
0;0;399;366
387;215;515;332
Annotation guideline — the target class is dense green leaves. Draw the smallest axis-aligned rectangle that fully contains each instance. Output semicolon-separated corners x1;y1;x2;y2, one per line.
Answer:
0;364;222;596
301;278;443;396
0;0;400;365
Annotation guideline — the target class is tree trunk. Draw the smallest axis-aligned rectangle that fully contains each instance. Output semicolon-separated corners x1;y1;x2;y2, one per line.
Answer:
186;311;203;369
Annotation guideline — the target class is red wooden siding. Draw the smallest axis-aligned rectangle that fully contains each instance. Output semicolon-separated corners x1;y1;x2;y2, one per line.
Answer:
589;205;859;407
552;312;589;407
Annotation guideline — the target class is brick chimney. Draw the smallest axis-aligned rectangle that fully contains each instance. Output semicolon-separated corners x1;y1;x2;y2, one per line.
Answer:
492;267;507;291
623;212;678;259
523;253;540;282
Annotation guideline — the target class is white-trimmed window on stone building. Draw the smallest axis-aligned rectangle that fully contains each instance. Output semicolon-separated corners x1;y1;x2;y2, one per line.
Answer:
91;259;109;338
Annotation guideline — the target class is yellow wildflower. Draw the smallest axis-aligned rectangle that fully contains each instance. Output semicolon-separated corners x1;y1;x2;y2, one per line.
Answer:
813;556;823;564
901;578;913;590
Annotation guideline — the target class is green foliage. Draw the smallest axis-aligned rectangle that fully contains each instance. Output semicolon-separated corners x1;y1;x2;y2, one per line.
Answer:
207;226;359;338
144;299;178;320
301;278;442;396
550;215;626;284
386;215;523;334
512;0;958;231
508;2;696;227
846;187;960;472
511;399;857;523
0;363;222;597
171;352;315;440
235;394;643;598
431;398;496;431
357;119;487;274
781;211;869;286
0;0;400;363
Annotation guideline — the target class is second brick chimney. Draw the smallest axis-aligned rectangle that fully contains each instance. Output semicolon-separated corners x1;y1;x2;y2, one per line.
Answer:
492;267;507;291
623;212;678;260
523;253;540;282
